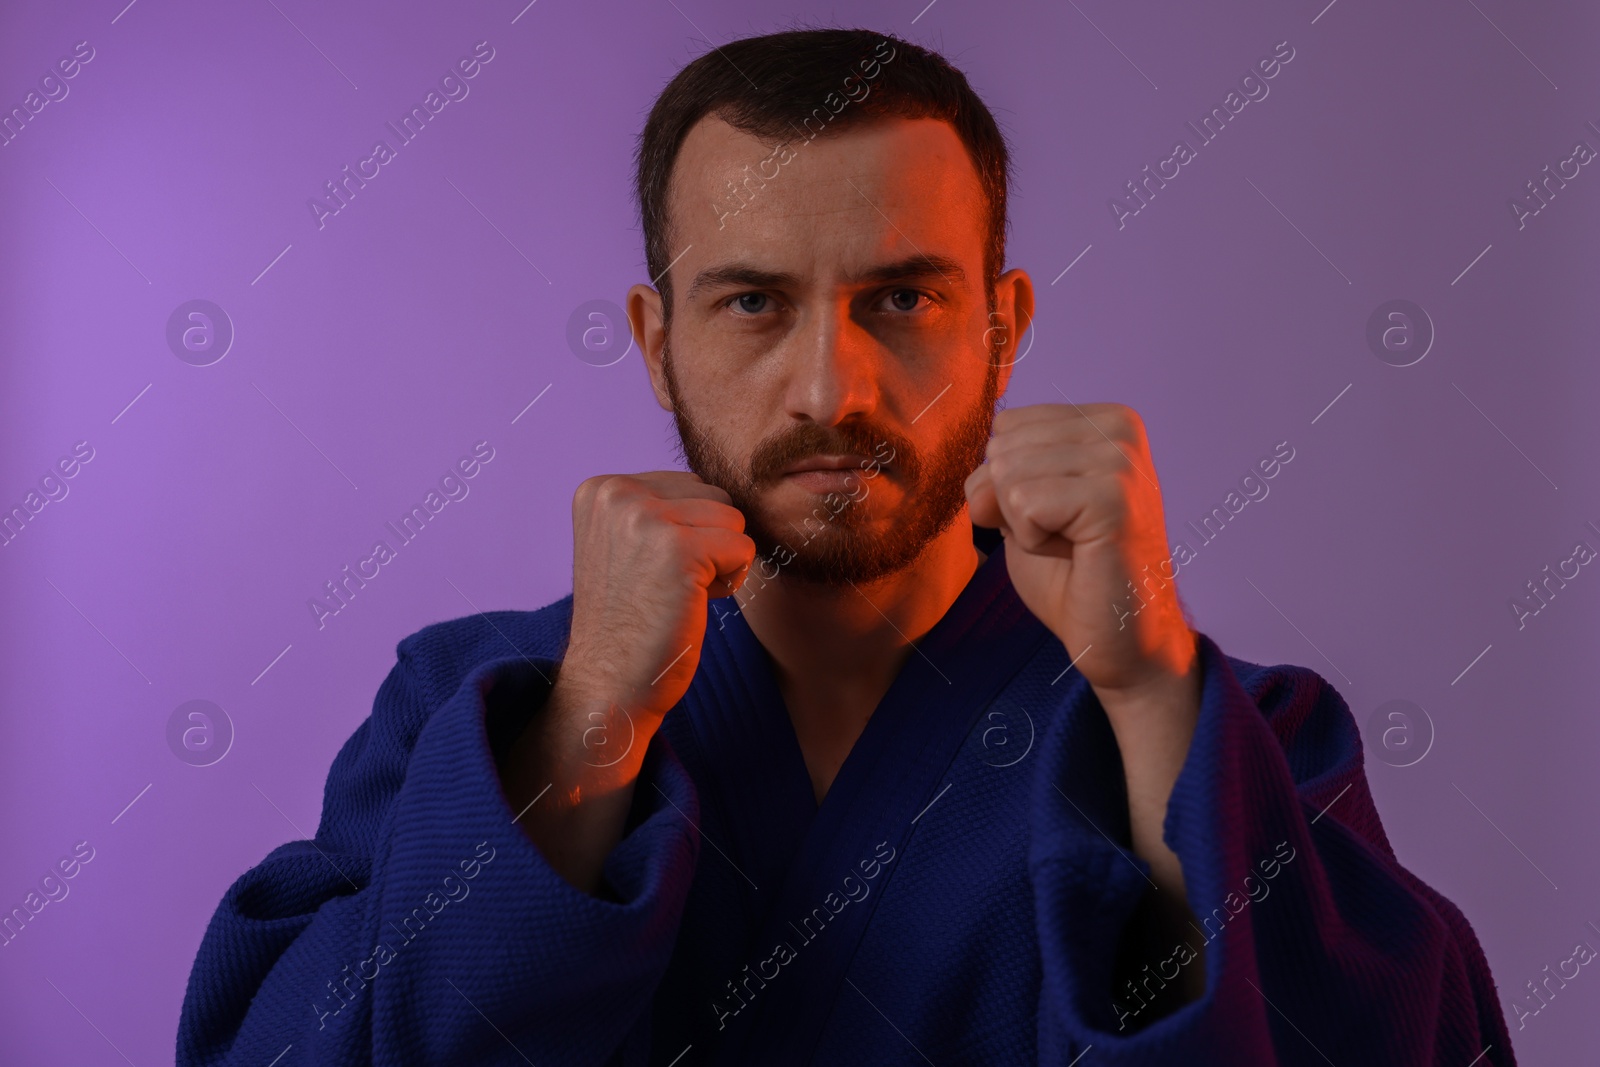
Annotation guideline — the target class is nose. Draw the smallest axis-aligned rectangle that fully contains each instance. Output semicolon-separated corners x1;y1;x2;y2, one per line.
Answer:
782;297;879;430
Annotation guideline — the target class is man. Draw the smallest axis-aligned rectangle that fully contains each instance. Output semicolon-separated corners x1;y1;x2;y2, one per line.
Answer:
179;28;1514;1066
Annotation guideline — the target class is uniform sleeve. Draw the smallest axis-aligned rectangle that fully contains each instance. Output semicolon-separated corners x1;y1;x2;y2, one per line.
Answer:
1030;630;1516;1066
176;650;699;1067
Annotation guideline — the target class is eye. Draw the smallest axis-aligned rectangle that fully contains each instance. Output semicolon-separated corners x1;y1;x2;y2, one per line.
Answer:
882;288;931;313
727;292;777;315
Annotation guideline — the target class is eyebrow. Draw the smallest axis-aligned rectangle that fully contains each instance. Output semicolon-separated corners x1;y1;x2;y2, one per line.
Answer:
682;252;969;303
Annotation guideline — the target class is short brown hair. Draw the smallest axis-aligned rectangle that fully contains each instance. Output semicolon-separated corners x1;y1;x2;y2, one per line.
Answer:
634;27;1012;326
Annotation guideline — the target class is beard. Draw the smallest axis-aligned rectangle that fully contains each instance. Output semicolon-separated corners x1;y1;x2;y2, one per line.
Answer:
660;335;1002;587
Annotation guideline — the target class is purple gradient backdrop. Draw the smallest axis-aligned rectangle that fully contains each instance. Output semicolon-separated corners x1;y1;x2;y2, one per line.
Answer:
2;0;1596;1062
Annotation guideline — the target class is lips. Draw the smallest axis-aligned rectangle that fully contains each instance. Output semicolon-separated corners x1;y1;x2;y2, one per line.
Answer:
780;454;876;475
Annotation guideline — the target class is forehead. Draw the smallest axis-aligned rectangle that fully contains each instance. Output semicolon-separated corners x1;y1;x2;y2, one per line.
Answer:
664;112;987;291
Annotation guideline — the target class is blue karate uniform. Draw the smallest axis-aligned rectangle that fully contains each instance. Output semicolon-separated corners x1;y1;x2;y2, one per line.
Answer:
178;526;1514;1065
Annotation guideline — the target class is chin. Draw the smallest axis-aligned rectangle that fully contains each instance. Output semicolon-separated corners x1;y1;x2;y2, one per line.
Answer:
745;502;932;587
763;485;884;539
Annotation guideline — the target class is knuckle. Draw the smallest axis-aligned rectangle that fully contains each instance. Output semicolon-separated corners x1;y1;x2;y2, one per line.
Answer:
1017;490;1051;529
602;475;651;515
624;503;661;543
595;474;630;502
573;475;602;511
1114;404;1145;442
1003;480;1031;514
581;474;619;507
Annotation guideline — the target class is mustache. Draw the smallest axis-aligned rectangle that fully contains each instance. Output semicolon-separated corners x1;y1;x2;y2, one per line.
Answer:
751;424;909;484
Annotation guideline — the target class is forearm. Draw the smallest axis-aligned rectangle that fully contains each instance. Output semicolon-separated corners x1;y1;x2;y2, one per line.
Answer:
1093;633;1206;1014
1098;657;1201;895
500;674;654;895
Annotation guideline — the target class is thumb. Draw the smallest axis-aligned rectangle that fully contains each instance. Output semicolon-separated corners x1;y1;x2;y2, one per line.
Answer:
965;465;1002;530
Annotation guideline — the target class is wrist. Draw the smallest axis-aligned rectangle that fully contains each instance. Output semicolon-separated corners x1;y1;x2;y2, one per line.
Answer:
1093;629;1200;717
539;671;656;786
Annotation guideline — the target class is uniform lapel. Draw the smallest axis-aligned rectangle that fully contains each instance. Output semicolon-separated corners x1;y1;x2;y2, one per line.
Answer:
677;600;819;932
709;534;1054;1064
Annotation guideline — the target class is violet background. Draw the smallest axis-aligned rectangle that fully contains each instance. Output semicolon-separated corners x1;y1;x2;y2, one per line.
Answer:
1;0;1596;1062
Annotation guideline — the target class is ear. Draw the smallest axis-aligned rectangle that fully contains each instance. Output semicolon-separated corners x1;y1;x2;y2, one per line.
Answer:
991;267;1035;398
628;283;672;411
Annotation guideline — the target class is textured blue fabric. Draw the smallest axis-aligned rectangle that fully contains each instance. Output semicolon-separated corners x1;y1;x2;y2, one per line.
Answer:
177;531;1514;1066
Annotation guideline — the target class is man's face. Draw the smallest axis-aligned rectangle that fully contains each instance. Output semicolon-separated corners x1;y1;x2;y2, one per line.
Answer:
634;114;1024;586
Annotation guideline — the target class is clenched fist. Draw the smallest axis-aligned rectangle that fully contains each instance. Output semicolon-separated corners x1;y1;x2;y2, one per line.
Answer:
502;470;755;893
561;470;757;732
963;402;1195;696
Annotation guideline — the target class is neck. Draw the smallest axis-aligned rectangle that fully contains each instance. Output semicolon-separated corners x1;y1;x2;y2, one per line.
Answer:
740;514;989;701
